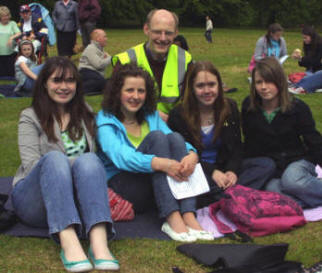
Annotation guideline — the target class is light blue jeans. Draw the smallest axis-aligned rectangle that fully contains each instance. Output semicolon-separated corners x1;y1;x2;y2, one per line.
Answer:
109;131;196;218
296;70;322;93
12;151;114;241
23;64;44;91
265;159;322;208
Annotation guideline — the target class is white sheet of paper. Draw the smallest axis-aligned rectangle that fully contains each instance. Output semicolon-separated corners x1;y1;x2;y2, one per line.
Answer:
279;55;289;64
167;163;210;200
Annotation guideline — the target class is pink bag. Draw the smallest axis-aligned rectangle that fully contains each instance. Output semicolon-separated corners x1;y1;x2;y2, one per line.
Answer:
209;185;306;237
108;188;135;222
288;72;306;84
248;55;257;73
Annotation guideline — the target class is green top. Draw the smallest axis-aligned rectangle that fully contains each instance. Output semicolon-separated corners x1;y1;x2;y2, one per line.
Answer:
0;21;20;55
61;131;87;158
127;121;150;148
262;107;280;123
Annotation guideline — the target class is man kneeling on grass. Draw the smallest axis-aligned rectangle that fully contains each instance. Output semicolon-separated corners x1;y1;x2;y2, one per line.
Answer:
79;28;111;95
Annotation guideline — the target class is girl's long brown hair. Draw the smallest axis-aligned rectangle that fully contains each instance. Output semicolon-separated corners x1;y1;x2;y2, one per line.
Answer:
181;61;231;150
32;56;95;142
249;57;292;113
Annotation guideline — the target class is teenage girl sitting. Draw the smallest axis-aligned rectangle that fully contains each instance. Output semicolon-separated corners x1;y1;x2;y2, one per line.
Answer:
96;63;213;242
242;57;322;208
12;56;119;272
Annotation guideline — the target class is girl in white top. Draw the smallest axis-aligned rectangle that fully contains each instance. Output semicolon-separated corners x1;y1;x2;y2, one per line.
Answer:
14;39;43;96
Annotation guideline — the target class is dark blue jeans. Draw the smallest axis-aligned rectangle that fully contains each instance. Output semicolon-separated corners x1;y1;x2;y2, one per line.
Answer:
205;30;212;43
12;151;114;241
296;70;322;93
237;157;276;189
109;131;196;219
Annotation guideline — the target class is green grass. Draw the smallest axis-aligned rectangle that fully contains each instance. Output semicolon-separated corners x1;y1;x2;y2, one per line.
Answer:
1;28;322;272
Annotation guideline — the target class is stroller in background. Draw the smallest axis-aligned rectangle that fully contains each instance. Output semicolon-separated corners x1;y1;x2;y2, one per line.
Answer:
16;3;56;64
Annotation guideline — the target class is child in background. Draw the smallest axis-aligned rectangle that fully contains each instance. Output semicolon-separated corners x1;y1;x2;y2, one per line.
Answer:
14;39;43;96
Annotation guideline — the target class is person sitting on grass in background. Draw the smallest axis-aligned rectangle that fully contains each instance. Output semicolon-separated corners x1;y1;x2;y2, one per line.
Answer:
11;56;119;272
96;63;214;242
242;57;322;208
14;40;43;97
79;28;111;95
248;23;287;74
289;25;322;94
168;61;275;208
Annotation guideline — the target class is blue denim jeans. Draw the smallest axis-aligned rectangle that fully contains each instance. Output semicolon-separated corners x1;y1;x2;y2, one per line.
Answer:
238;157;276;190
296;70;322;93
23;64;44;91
109;131;196;219
265;159;322;208
12;151;114;241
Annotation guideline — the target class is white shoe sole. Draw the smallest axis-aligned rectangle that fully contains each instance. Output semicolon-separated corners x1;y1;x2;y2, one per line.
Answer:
161;222;196;242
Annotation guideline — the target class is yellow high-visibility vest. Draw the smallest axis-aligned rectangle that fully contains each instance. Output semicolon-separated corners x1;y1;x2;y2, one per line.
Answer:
112;43;192;114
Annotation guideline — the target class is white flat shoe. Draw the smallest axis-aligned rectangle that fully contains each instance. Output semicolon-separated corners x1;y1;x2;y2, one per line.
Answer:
161;222;196;242
187;227;214;240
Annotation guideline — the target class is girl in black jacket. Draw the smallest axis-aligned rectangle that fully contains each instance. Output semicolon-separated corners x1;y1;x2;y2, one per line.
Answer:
168;61;275;207
243;57;322;208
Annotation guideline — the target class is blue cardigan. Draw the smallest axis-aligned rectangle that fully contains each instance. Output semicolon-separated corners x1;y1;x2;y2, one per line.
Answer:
96;110;196;181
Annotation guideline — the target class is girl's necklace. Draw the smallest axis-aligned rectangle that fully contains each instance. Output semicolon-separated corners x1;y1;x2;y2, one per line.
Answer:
123;119;137;126
201;113;214;126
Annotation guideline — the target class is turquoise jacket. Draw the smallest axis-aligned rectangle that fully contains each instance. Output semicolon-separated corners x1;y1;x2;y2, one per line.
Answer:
96;110;196;181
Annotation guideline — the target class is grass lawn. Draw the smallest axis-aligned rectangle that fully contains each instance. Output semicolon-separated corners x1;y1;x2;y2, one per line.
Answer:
0;27;322;272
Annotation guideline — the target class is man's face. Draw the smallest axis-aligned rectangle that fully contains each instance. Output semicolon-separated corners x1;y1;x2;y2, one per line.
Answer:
144;11;177;57
97;31;108;47
20;11;31;21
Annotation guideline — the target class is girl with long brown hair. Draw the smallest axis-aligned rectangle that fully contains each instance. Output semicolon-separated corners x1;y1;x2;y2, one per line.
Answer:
168;61;275;206
243;57;322;208
12;56;119;272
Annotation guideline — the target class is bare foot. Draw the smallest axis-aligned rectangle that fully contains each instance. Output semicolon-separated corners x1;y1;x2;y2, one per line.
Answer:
183;212;203;230
167;211;189;233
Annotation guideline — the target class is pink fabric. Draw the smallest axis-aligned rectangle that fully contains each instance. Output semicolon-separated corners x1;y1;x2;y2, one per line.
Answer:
197;165;322;238
197;207;236;238
197;206;322;238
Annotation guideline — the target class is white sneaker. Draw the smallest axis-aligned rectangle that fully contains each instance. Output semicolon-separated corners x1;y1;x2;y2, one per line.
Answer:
161;222;196;242
288;86;306;94
187;227;214;241
315;88;322;93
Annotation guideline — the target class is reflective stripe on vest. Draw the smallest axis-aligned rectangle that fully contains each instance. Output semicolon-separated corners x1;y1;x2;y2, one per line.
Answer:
112;43;191;114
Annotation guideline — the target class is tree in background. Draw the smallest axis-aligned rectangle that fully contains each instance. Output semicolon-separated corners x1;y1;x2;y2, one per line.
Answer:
2;0;322;29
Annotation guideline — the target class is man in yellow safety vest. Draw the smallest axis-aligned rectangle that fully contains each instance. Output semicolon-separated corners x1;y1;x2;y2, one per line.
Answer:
112;9;192;122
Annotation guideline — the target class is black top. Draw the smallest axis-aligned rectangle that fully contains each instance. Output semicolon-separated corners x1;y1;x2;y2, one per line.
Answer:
242;96;322;174
299;41;322;72
168;98;242;177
